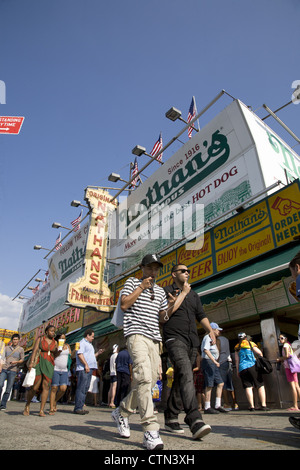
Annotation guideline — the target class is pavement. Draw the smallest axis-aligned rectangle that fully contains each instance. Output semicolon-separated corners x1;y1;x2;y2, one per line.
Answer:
0;401;299;458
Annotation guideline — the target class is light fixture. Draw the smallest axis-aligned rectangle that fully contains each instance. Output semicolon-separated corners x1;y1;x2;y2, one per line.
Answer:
70;200;89;208
35;278;44;283
33;245;51;251
18;295;31;300
132;145;163;164
27;286;35;291
108;173;129;184
132;145;146;157
52;222;70;230
165;106;199;132
165;107;182;121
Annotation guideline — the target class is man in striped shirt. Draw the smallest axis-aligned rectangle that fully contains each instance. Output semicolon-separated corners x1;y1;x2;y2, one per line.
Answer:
112;254;172;450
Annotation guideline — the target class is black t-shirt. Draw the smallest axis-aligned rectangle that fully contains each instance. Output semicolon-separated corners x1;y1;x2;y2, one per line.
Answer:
163;283;207;348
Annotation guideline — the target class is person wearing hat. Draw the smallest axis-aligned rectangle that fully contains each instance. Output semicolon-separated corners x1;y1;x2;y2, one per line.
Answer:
108;344;119;408
111;254;174;450
201;322;228;414
234;333;269;411
162;264;216;440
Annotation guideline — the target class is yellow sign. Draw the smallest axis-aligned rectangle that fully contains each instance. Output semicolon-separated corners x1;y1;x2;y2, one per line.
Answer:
111;181;300;300
68;188;117;311
268;182;300;246
20;307;84;352
0;329;18;345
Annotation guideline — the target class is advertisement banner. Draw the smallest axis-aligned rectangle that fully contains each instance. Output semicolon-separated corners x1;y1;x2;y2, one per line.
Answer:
19;223;89;333
109;100;264;278
112;180;300;299
67;188;117;311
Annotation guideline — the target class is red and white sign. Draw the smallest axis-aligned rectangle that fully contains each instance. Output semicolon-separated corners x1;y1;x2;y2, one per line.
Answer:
0;116;24;134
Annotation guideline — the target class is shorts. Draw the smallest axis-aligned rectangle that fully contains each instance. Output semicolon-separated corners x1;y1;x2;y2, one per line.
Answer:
239;365;264;389
52;370;69;387
201;358;224;388
285;367;299;383
219;361;234;391
110;375;117;384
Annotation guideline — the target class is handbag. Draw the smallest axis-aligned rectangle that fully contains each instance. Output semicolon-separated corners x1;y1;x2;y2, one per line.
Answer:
287;354;300;373
22;368;36;388
111;290;124;328
248;341;273;374
26;352;39;369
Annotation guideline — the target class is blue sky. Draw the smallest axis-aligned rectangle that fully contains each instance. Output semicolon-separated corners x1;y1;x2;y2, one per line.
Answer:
0;0;299;330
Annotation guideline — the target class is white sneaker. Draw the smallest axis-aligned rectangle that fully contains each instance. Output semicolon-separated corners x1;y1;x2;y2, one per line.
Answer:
112;407;130;438
143;431;164;450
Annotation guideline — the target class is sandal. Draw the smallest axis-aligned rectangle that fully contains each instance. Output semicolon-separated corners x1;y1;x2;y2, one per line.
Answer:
49;409;56;415
287;407;299;411
39;411;46;417
23;405;30;416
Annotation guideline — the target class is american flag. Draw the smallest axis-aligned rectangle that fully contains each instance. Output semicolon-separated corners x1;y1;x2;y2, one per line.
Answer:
32;284;39;295
55;232;62;251
43;271;49;285
71;210;82;232
187;97;196;139
131;157;139;188
150;132;163;162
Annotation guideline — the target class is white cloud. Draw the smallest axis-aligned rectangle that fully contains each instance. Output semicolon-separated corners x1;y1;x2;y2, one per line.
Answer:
0;293;22;331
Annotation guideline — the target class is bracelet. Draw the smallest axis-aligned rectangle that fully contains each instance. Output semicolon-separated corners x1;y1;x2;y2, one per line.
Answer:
138;285;144;291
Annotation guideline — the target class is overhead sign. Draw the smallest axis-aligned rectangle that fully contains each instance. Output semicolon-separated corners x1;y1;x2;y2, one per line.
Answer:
0;116;24;134
68;188;117;311
114;180;300;295
108;99;300;281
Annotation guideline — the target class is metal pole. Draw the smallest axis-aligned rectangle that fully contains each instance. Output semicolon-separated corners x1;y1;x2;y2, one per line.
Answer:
262;104;300;144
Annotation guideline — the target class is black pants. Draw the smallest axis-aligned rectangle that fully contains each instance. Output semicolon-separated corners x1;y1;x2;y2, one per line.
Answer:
115;372;131;406
165;338;203;430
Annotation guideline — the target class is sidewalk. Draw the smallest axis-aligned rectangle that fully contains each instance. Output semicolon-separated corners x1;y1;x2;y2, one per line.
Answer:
0;401;299;453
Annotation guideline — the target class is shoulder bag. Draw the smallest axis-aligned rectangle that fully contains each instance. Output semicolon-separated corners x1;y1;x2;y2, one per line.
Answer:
248;341;273;374
287;353;300;373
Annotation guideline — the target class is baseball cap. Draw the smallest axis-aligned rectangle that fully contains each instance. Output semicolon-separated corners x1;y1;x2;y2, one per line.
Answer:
140;254;163;268
210;322;223;330
238;332;246;339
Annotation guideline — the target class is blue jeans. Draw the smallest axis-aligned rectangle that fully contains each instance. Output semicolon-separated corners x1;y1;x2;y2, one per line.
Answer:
165;338;203;430
0;370;17;408
74;369;92;411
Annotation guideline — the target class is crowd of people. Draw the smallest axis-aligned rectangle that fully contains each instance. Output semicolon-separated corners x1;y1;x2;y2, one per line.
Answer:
0;252;300;447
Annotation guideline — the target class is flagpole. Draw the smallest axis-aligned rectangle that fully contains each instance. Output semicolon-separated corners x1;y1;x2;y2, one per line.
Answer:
193;96;200;131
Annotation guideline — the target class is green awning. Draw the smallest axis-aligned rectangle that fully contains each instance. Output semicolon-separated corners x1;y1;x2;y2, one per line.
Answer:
66;318;118;344
195;244;298;305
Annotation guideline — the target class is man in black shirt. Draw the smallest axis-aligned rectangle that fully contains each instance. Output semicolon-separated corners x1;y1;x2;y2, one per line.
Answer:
162;264;215;440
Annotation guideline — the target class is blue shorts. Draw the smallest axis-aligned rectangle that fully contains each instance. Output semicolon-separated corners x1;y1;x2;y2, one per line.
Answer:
52;370;69;387
202;358;224;388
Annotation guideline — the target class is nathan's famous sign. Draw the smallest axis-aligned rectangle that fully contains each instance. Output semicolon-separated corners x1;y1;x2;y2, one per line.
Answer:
113;180;300;299
67;188;117;311
108;99;300;280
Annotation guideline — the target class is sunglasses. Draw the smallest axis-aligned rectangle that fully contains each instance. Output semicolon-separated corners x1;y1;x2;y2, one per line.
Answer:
173;269;190;274
149;287;155;301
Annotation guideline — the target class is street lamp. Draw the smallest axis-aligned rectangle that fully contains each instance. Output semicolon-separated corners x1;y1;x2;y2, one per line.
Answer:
33;245;51;251
108;173;129;184
132;145;163;164
52;222;71;230
70;200;89;209
165;106;199;132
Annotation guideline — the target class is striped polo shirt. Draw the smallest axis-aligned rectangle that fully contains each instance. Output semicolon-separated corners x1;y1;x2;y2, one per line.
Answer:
122;277;168;342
